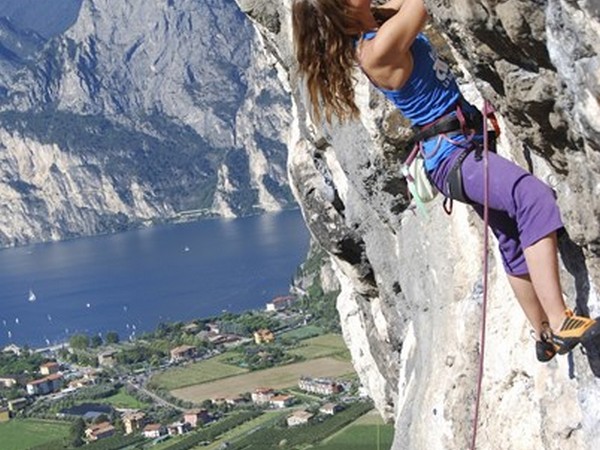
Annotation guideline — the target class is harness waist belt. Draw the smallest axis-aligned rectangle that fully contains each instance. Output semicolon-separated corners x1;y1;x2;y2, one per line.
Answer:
412;109;483;142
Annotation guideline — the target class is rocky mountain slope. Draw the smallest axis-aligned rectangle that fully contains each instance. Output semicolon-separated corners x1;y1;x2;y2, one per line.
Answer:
236;1;600;449
0;0;294;247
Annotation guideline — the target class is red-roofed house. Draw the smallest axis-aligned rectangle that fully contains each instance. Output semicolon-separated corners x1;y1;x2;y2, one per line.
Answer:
251;388;274;405
40;361;60;375
170;345;197;363
270;395;295;409
265;296;296;312
26;374;63;396
287;410;314;427
183;409;210;427
143;423;165;438
85;422;115;441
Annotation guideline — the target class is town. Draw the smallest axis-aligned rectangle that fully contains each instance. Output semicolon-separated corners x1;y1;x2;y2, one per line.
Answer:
0;293;394;450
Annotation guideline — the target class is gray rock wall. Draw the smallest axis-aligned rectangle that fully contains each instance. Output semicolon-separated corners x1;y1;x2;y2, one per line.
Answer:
237;1;600;448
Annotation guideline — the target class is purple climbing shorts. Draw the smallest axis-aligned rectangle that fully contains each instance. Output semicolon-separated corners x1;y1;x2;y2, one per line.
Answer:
429;138;564;276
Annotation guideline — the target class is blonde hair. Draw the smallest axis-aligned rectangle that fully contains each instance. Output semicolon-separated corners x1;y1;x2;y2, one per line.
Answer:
292;0;363;123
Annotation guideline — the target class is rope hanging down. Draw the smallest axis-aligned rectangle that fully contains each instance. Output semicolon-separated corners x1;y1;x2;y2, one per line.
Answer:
470;99;494;450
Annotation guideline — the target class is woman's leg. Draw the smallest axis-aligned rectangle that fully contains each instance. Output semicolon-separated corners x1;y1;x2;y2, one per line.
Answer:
459;149;598;353
522;232;567;331
506;272;550;339
459;150;565;327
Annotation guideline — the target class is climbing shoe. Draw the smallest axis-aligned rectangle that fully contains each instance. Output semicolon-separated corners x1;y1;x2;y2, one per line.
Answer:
536;339;556;362
533;322;556;363
551;310;600;355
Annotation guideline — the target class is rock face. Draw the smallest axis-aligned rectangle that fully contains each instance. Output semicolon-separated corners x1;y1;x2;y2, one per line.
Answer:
0;0;294;246
237;1;600;449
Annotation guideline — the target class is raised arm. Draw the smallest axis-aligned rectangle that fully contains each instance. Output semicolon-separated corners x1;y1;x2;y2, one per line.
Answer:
371;0;428;60
372;0;407;22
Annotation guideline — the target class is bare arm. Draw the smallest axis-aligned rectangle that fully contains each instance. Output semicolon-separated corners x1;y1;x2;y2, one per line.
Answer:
376;0;406;10
358;0;428;89
372;0;406;22
371;0;428;61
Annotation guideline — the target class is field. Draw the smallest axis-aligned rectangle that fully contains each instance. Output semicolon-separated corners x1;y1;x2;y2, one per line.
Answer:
199;411;286;450
101;387;150;409
0;419;70;450
288;333;351;360
279;325;323;341
315;410;395;450
150;354;249;390
171;357;354;402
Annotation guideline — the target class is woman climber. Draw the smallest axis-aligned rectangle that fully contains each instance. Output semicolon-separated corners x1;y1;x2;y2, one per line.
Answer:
291;0;599;361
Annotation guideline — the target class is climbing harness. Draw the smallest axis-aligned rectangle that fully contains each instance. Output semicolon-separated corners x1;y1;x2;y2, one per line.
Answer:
469;99;497;450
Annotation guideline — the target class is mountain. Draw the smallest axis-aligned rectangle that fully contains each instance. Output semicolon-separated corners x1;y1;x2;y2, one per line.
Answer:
238;1;600;449
0;0;294;247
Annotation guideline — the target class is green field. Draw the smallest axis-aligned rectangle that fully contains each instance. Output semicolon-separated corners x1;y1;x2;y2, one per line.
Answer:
289;333;351;360
315;410;395;450
101;387;150;409
279;325;323;341
0;419;70;450
150;354;249;390
198;411;287;450
172;357;354;403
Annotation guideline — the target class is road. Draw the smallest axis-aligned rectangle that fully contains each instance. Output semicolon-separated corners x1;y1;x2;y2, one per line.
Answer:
126;380;185;411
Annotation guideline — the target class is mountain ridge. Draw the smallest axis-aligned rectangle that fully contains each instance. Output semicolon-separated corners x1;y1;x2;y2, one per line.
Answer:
0;0;294;247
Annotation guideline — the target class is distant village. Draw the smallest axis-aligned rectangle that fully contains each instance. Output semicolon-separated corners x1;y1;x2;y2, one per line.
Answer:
0;293;372;449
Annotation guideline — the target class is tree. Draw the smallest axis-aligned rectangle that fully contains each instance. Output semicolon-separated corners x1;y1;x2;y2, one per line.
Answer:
69;334;90;350
90;335;103;348
105;331;120;344
69;418;86;447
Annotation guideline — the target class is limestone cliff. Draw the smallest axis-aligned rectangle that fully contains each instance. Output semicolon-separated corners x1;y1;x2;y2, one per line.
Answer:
237;1;600;449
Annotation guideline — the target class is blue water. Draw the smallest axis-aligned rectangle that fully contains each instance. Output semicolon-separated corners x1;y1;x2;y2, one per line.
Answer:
0;210;310;348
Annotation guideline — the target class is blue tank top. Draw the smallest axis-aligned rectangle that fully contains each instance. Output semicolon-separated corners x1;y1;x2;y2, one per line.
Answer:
360;32;471;171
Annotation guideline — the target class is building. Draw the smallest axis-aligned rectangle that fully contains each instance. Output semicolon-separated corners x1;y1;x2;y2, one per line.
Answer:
69;377;96;389
253;329;275;344
183;409;210;427
40;361;60;375
122;411;146;435
265;295;296;312
183;323;200;334
85;422;115;441
8;398;28;413
143;423;165;439
167;421;192;436
287;410;314;427
2;344;22;355
0;376;20;388
26;373;64;396
0;407;10;422
98;350;118;367
170;345;197;363
270;395;294;409
225;396;246;406
320;403;342;415
251;387;275;405
298;377;342;396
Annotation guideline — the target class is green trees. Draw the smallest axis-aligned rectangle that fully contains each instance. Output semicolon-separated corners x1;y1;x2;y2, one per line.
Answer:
69;334;90;350
69;417;86;448
105;331;120;344
90;335;103;348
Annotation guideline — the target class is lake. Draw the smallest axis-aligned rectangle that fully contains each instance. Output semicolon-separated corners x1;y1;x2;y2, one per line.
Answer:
0;209;310;348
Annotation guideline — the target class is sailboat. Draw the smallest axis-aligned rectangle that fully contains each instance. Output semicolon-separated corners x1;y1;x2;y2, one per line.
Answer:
28;289;37;302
